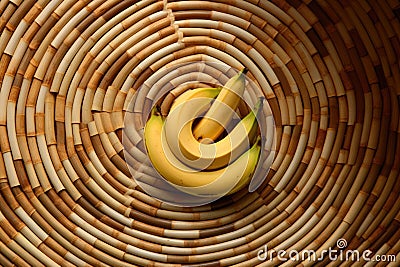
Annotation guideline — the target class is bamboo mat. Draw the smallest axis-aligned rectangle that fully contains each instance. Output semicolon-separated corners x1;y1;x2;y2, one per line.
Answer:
0;0;399;266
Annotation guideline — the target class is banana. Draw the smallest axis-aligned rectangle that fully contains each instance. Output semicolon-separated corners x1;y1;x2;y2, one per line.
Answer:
227;138;261;194
192;68;248;141
225;136;261;194
166;97;261;170
169;87;221;113
144;108;261;196
165;91;221;170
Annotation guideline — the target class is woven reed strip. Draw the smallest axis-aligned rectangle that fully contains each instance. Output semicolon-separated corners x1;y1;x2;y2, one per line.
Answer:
0;2;18;30
0;248;20;267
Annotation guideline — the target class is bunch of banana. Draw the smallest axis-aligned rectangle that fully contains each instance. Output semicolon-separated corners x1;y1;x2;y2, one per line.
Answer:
144;68;262;196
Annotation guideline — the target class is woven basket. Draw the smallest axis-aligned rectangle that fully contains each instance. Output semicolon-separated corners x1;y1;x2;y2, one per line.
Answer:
0;0;399;266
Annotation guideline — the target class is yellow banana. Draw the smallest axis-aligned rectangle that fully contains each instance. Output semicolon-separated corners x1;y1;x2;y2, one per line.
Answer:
166;98;261;170
169;87;221;113
193;68;248;141
144;108;261;196
165;94;220;171
227;137;261;194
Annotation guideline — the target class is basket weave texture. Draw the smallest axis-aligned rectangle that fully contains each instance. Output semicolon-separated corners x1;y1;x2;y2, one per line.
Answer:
0;0;399;266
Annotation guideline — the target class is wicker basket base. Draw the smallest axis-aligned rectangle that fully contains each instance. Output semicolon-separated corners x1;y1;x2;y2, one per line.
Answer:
0;0;399;266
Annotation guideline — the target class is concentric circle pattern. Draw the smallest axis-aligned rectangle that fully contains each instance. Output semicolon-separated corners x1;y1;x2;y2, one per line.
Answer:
0;0;399;266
